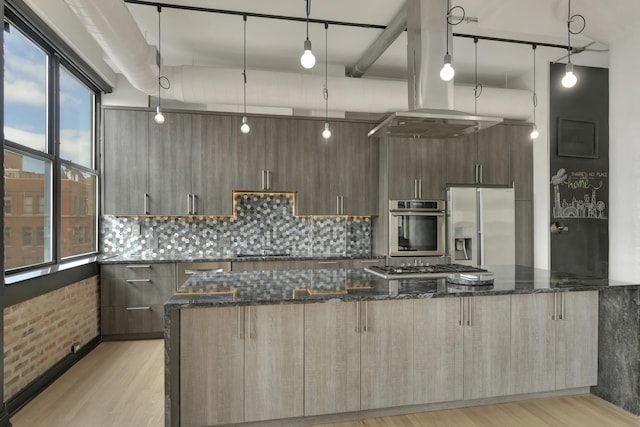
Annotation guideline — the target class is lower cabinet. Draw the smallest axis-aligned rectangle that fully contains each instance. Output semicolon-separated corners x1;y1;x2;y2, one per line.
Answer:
360;300;415;410
304;302;361;416
179;305;304;427
510;291;599;394
413;298;464;404
463;295;512;400
100;263;176;337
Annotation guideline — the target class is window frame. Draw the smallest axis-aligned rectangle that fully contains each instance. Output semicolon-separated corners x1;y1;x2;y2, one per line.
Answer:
3;6;102;276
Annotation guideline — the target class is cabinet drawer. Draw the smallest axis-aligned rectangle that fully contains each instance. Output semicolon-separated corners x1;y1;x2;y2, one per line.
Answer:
101;275;174;306
352;259;385;268
101;304;164;335
101;263;176;280
101;263;176;306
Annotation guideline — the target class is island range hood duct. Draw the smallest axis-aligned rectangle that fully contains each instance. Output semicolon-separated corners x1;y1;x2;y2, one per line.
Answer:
368;0;503;139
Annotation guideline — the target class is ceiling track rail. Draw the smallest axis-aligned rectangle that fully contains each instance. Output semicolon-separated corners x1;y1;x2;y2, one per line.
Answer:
124;0;589;53
123;0;387;30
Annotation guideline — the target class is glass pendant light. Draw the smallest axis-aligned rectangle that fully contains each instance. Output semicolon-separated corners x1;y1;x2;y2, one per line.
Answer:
440;0;461;82
561;0;585;88
300;0;316;69
322;23;331;140
154;6;165;124
530;45;540;139
240;15;250;134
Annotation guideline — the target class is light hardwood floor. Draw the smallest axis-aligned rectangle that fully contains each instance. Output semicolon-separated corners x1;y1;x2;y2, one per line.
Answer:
10;339;640;427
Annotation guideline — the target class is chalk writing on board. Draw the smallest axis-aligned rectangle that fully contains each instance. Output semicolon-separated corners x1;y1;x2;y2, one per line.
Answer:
551;168;607;219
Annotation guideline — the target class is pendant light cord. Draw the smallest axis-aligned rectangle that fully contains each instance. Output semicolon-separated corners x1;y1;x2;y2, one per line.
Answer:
243;14;247;116
473;37;482;115
306;0;311;40
532;44;537;124
566;0;572;64
323;22;328;120
157;6;162;107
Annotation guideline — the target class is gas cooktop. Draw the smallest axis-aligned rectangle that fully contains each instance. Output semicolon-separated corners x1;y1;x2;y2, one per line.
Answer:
365;264;488;279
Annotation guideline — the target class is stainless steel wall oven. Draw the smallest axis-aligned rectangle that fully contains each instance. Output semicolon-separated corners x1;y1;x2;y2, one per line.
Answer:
388;200;446;257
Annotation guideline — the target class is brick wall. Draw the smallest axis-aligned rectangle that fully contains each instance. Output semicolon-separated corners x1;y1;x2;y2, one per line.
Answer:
2;276;99;399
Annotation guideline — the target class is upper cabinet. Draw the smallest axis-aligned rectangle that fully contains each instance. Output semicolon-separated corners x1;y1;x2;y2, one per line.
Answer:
446;126;510;186
387;137;447;200
148;112;194;215
102;108;378;217
102;109;150;215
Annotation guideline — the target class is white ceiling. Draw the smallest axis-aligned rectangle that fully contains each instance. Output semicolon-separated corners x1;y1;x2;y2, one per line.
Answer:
123;0;617;87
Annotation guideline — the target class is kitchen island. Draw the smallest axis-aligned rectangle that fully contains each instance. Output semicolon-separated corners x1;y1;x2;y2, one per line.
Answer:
165;265;639;427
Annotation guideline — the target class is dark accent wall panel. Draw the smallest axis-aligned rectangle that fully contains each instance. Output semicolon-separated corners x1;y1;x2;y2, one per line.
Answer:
549;63;609;277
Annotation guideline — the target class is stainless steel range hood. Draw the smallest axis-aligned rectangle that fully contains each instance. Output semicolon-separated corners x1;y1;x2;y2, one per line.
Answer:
368;0;503;139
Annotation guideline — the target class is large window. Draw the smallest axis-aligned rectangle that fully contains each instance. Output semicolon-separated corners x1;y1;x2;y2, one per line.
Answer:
3;16;100;273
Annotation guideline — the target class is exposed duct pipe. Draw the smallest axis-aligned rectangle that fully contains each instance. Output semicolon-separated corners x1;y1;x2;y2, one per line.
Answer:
65;0;532;120
65;0;158;95
347;5;407;78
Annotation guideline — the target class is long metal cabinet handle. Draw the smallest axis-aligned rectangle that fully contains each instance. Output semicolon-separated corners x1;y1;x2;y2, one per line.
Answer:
559;293;565;320
340;196;345;214
126;265;151;269
261;170;266;190
248;307;254;339
418;179;423;199
267;170;271;190
359;260;381;264
187;194;192;214
364;302;369;332
336;195;341;215
414;179;419;199
192;194;198;215
459;298;463;326
474;164;478;183
125;279;152;283
317;261;338;265
355;302;360;333
237;307;242;339
143;193;149;215
125;306;151;311
466;298;471;326
479;164;483;183
552;293;557;320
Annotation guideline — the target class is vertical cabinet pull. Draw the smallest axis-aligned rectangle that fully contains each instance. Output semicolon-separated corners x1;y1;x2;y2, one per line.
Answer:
418;179;423;199
267;170;272;190
559;293;565;320
552;293;557;320
474;164;479;183
192;194;198;215
414;179;419;199
466;298;472;326
459;298;464;326
143;193;149;215
364;302;369;332
237;307;243;339
187;194;192;214
261;170;272;190
479;164;483;183
355;302;360;333
335;196;345;215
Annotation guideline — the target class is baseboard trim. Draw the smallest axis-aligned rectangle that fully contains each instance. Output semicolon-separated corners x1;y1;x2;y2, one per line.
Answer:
0;405;11;427
230;388;592;427
101;332;163;341
6;336;101;417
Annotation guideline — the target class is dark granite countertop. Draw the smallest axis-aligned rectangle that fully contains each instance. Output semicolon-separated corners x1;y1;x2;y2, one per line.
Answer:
98;253;386;264
165;265;640;309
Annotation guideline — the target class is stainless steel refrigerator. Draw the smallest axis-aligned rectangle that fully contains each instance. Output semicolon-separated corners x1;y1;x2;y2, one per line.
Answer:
446;187;515;266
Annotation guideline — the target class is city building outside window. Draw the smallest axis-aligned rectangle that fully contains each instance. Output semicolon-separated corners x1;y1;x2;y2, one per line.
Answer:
3;15;99;272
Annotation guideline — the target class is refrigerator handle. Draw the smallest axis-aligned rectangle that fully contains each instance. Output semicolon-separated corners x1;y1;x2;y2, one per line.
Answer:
477;189;483;265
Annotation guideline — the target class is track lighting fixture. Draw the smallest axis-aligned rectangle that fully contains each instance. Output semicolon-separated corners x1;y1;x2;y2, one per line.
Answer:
322;23;331;140
561;0;585;88
240;15;250;134
300;0;316;69
440;0;464;82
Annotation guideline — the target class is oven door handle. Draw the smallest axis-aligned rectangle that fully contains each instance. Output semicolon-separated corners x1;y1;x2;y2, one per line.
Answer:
390;210;445;216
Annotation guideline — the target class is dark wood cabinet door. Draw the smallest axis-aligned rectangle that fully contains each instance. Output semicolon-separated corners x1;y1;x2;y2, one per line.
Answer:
445;134;478;185
195;114;236;215
148;112;194;215
102;109;149;215
387;137;419;200
477;125;511;186
416;138;447;200
509;124;534;200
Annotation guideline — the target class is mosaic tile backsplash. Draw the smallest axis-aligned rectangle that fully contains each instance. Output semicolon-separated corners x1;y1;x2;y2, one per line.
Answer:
101;193;372;258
